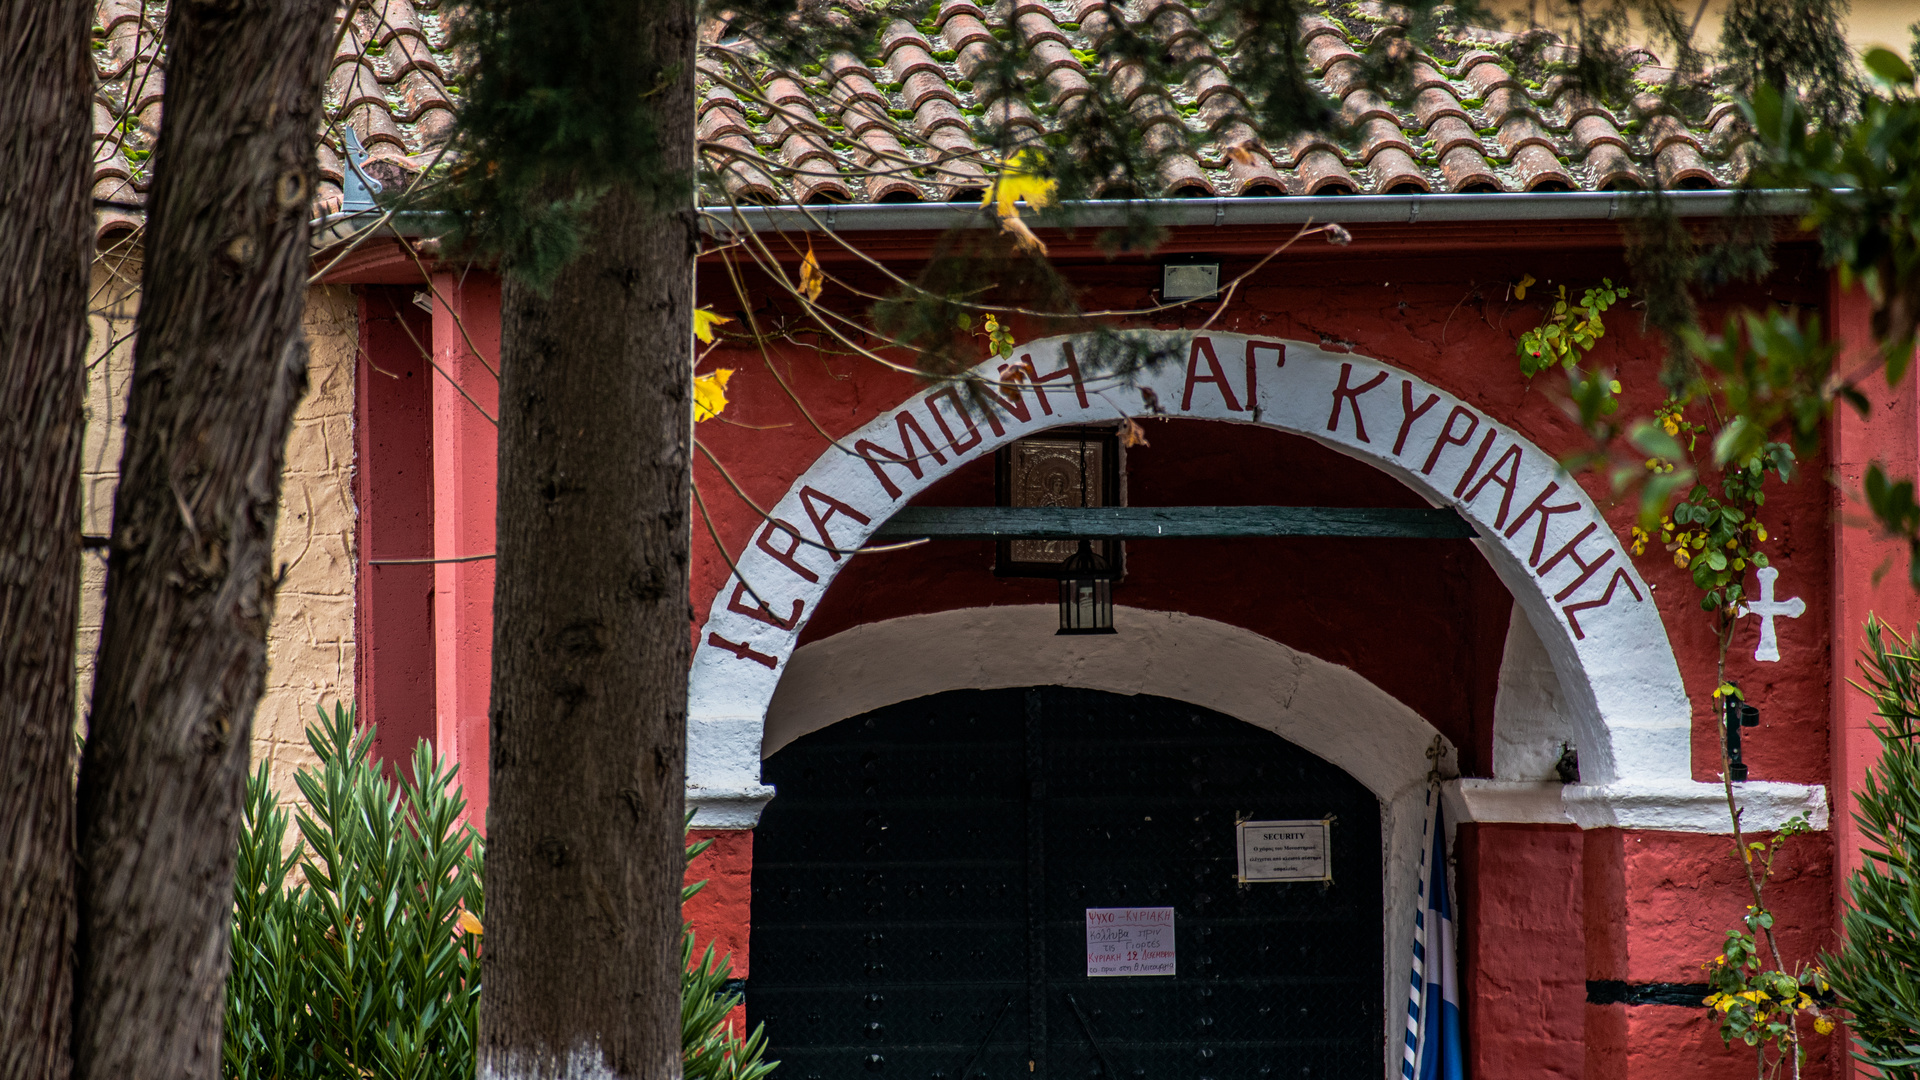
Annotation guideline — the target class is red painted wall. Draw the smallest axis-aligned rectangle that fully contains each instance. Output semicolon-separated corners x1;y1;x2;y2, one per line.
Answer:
692;230;1834;788
431;271;499;826
685;829;754;976
682;229;1839;1076
1460;823;1836;1079
1460;823;1586;1079
342;223;1848;1075
355;287;437;767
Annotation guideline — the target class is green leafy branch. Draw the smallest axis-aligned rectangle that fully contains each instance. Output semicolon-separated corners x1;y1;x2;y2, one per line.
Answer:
1516;277;1628;377
1702;815;1831;1069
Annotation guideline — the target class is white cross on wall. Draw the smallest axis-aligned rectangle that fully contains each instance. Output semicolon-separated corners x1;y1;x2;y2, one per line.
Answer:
1739;566;1805;663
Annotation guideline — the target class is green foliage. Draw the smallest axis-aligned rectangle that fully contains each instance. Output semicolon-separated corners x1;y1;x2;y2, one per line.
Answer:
1718;0;1860;131
680;829;778;1080
431;0;697;286
1702;817;1827;1061
1864;463;1920;589
1749;51;1920;370
1684;309;1842;466
225;707;775;1080
684;933;777;1080
1825;619;1920;1073
224;704;484;1080
1515;278;1627;377
1658;468;1787;611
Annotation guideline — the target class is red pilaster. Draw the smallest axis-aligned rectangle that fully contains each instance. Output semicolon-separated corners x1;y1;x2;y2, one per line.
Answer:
1459;822;1587;1079
354;288;437;768
685;829;754;975
1830;276;1920;1077
1830;281;1920;892
431;271;500;826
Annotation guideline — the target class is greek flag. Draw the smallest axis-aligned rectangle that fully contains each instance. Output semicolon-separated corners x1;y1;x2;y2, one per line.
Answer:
1402;790;1465;1080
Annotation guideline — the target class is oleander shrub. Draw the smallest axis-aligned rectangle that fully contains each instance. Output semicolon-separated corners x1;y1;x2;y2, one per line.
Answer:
224;705;773;1080
1828;620;1920;1076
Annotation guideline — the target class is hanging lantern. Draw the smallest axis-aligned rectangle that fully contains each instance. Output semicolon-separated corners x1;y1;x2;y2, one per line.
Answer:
1057;539;1117;635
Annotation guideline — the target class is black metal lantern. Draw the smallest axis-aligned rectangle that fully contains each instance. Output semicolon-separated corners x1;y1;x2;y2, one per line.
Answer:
1724;689;1760;782
1057;539;1117;635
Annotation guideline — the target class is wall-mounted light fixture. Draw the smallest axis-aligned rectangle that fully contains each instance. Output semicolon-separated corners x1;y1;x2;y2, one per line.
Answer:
1057;539;1117;635
1724;689;1760;782
1162;256;1221;300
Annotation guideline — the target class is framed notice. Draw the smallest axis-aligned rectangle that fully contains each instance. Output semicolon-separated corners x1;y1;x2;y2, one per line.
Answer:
1236;819;1331;883
1085;907;1175;977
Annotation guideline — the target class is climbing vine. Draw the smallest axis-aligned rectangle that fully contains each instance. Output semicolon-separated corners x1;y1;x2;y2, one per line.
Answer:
1515;277;1629;377
1514;275;1824;1077
1701;813;1835;1068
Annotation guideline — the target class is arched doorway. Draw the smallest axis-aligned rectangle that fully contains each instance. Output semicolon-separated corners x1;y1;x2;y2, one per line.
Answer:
748;687;1384;1080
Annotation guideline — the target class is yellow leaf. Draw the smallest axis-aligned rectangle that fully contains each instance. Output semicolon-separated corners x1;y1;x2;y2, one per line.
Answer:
798;246;824;303
694;368;734;423
983;149;1057;221
457;910;484;936
1514;273;1536;300
693;308;733;345
1815;1017;1835;1035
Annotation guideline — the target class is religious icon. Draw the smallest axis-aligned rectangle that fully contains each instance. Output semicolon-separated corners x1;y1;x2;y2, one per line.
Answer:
994;427;1123;577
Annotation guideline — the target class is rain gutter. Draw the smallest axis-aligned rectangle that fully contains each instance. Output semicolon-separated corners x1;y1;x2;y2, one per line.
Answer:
699;188;1818;234
310;188;1820;246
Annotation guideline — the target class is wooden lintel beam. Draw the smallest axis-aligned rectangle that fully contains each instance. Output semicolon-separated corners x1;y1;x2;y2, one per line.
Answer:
871;505;1477;540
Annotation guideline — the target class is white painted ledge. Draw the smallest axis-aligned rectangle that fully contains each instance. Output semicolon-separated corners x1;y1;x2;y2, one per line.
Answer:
686;787;775;829
1447;778;1829;832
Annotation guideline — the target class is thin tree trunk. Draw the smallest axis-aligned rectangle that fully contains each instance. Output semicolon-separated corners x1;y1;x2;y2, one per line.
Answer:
72;2;334;1077
0;2;94;1078
479;8;697;1077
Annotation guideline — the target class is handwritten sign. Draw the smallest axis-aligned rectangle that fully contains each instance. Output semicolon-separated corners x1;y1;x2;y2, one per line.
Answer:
1085;907;1176;977
1237;819;1331;883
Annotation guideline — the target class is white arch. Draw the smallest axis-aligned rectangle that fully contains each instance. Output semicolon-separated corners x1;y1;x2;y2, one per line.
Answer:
763;605;1441;1079
685;332;1826;833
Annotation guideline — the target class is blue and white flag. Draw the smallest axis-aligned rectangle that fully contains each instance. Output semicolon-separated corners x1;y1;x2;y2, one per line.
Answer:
1402;790;1466;1080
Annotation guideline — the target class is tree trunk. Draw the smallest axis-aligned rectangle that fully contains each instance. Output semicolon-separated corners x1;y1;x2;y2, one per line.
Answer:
0;2;94;1078
479;10;697;1079
72;2;334;1077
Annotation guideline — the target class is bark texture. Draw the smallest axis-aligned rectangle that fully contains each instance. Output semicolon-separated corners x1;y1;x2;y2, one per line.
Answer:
0;2;94;1078
479;12;698;1080
72;2;335;1078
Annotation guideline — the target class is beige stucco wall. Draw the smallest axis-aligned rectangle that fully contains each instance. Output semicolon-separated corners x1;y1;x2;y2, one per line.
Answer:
1485;0;1914;59
80;256;358;803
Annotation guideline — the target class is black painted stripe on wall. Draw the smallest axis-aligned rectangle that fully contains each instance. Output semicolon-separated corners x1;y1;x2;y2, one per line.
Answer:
1586;981;1712;1007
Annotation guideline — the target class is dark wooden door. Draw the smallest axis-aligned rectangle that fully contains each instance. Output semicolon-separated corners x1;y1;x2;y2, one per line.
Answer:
748;687;1383;1080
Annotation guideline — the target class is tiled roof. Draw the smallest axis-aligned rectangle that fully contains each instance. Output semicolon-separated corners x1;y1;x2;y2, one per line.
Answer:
91;0;460;242
89;0;1750;241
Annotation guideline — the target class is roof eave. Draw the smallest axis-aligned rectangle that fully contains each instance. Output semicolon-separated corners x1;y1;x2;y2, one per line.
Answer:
309;188;1820;248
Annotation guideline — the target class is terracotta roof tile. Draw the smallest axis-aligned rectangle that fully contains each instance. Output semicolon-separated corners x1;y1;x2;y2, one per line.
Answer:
1412;85;1472;131
90;0;1766;232
1366;146;1430;193
1439;144;1504;192
1583;141;1647;189
1513;143;1576;190
1425;114;1484;160
1570;112;1630;154
1294;148;1358;194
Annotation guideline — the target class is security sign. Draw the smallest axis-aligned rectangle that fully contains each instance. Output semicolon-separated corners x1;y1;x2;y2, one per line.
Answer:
1236;819;1331;883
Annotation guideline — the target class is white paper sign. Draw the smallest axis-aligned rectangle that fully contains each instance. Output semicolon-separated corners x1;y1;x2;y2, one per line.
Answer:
1085;907;1176;977
1236;819;1331;882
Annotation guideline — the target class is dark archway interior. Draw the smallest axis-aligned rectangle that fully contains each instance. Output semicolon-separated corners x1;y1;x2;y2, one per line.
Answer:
800;419;1515;776
748;686;1386;1080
